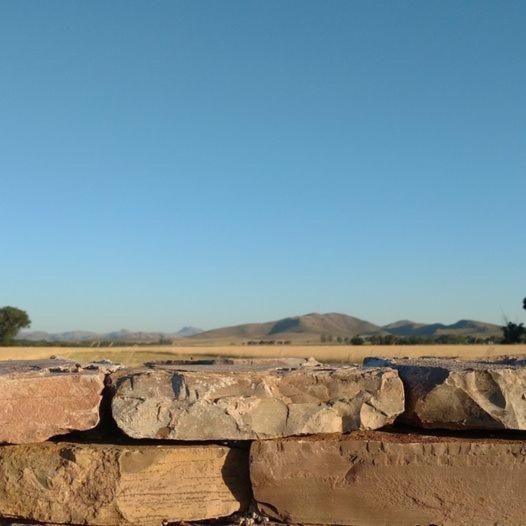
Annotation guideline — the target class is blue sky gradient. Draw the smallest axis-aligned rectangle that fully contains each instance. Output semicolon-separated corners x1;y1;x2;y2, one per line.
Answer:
1;1;525;331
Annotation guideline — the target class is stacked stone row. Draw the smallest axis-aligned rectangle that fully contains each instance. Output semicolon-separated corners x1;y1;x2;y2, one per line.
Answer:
0;356;525;525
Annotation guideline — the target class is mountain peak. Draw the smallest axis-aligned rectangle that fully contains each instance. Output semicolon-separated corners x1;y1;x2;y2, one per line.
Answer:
190;312;385;343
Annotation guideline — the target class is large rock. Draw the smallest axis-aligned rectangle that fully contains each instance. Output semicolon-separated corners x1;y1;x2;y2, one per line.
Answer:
0;359;109;443
0;441;249;525
251;431;526;525
365;357;526;430
110;358;404;440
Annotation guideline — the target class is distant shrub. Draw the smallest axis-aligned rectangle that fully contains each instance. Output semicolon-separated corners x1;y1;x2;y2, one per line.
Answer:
502;322;525;344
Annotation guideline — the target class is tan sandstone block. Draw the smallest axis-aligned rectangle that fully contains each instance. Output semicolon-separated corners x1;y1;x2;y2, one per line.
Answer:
250;431;526;526
0;359;109;444
110;358;404;440
0;441;249;525
365;357;526;430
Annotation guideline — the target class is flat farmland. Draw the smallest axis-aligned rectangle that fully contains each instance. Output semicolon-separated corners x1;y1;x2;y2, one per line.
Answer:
1;344;525;366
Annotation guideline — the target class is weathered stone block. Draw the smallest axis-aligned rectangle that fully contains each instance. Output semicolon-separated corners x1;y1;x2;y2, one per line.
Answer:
110;358;404;440
365;357;526;430
0;441;249;525
0;359;108;444
251;431;526;525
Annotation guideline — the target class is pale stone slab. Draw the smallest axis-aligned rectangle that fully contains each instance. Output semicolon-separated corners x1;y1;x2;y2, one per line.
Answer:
0;441;249;525
110;358;404;440
365;357;526;430
0;359;109;444
251;431;526;525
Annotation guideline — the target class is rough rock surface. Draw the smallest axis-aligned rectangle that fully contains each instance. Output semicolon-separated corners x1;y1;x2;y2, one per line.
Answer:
0;441;249;525
0;359;109;444
365;357;526;430
110;358;404;440
251;431;526;525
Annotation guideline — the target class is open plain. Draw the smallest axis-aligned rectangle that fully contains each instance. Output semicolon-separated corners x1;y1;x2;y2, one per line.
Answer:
1;344;525;365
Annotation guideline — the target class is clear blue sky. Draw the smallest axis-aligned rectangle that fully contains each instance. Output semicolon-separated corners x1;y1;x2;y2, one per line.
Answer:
1;1;525;332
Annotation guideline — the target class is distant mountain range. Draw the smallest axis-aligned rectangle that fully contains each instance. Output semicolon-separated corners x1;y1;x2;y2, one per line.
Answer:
18;326;203;343
382;319;501;338
188;313;502;343
18;313;503;344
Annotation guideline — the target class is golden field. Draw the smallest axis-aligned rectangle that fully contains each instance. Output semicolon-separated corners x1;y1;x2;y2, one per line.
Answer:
1;344;526;366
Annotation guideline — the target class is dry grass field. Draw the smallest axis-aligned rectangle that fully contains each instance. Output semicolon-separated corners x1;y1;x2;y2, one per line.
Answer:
1;344;526;366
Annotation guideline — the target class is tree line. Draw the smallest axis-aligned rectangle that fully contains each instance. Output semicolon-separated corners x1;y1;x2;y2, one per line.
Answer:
320;333;501;345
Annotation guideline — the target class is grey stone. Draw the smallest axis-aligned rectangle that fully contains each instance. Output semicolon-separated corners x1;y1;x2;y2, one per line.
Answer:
111;358;404;440
365;356;526;430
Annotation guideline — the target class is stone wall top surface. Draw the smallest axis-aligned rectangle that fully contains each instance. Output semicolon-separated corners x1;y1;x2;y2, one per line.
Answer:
0;358;104;375
365;355;526;371
142;357;310;372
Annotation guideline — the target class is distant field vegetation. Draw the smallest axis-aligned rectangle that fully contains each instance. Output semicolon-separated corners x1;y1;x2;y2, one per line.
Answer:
1;344;525;366
13;332;503;347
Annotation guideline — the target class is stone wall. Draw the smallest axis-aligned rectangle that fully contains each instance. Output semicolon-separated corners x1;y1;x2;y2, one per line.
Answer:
0;356;525;525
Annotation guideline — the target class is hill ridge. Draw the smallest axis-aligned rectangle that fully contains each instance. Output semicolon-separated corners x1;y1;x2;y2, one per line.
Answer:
190;313;501;343
18;313;502;343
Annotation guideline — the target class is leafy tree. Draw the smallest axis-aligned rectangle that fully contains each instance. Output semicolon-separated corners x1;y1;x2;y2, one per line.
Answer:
502;322;525;344
501;298;526;344
350;335;364;346
0;306;31;346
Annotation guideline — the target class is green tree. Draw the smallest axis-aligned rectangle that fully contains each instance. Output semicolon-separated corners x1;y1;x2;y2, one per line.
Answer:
0;306;31;345
502;322;525;344
501;298;526;344
350;335;364;346
383;334;396;345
